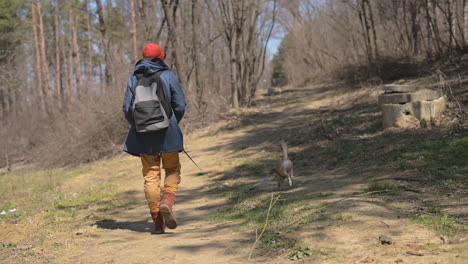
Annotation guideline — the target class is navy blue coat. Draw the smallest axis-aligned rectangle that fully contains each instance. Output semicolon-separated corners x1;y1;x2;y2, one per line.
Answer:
122;58;186;156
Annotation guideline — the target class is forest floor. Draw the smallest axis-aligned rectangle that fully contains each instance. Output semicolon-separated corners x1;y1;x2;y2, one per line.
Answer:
1;82;467;264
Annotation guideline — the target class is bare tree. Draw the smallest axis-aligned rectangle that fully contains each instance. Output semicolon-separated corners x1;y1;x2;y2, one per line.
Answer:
36;0;53;109
31;0;45;113
191;0;205;112
54;0;62;109
464;0;468;46
69;1;83;99
129;0;139;62
86;0;94;86
161;0;188;87
67;32;74;101
95;0;112;86
216;0;277;107
217;0;240;108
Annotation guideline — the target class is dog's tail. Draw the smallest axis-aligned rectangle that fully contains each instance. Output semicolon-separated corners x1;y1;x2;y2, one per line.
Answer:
280;140;288;160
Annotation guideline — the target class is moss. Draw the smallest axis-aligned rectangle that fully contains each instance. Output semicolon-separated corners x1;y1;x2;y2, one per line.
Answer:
413;214;464;236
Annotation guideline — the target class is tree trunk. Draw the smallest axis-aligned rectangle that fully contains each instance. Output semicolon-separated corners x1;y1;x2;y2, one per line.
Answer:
447;0;456;50
242;0;261;105
191;0;204;113
365;0;379;59
454;0;465;46
358;0;373;64
66;2;75;101
68;32;75;99
137;0;148;41
54;0;62;109
161;0;186;87
465;0;468;46
86;0;93;85
409;2;419;55
69;2;83;99
252;0;277;104
129;0;139;62
429;0;443;56
60;17;69;105
36;0;53;110
95;0;112;86
0;90;4;119
220;0;240;109
425;0;434;57
31;0;45;113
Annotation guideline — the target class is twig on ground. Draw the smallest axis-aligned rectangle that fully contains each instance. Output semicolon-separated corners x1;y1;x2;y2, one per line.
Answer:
355;256;371;263
284;190;392;229
380;220;390;228
248;193;280;261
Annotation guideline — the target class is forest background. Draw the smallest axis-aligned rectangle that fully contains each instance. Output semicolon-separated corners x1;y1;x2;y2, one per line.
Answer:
1;0;467;168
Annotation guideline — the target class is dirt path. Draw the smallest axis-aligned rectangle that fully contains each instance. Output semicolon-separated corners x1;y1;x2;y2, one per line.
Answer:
2;84;466;264
56;162;252;264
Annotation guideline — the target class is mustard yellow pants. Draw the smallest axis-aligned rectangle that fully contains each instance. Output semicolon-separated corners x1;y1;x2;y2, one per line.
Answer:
141;152;181;213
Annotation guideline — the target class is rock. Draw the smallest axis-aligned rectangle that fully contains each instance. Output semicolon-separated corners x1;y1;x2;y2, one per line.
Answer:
414;89;443;101
381;103;413;129
267;87;282;96
381;96;446;129
395;115;420;128
379;93;412;104
440;235;447;244
379;235;394;245
378;89;443;104
383;84;418;93
76;231;84;235
395;258;404;263
411;96;446;127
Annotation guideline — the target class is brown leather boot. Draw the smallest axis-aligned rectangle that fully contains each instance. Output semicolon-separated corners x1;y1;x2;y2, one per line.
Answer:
160;192;177;229
150;211;165;234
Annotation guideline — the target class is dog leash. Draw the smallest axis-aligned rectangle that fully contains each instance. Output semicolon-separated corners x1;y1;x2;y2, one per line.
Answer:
242;173;272;192
183;150;271;193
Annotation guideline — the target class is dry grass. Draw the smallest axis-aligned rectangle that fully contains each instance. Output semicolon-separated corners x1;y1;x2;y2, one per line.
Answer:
0;85;230;170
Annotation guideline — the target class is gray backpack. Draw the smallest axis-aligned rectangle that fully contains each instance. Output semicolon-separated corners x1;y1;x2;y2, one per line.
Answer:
131;70;173;133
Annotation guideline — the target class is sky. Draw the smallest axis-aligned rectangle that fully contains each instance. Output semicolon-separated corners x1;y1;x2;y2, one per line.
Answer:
267;38;282;56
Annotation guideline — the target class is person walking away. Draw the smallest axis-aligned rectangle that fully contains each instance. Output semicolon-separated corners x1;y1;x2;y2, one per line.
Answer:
122;43;186;234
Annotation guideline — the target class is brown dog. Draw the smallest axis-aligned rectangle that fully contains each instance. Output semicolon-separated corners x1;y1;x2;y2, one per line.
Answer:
272;140;294;189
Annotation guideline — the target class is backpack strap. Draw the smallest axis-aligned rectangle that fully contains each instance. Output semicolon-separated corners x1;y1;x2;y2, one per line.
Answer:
155;70;165;78
134;70;164;79
153;70;166;89
153;70;173;119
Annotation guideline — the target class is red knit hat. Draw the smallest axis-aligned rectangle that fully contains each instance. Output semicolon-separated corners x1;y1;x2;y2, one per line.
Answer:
142;43;165;59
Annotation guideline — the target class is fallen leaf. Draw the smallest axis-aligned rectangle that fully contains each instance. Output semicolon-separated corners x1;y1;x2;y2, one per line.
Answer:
406;251;424;256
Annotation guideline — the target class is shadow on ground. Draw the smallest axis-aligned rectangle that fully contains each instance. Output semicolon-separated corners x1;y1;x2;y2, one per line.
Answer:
191;83;467;255
91;83;466;259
